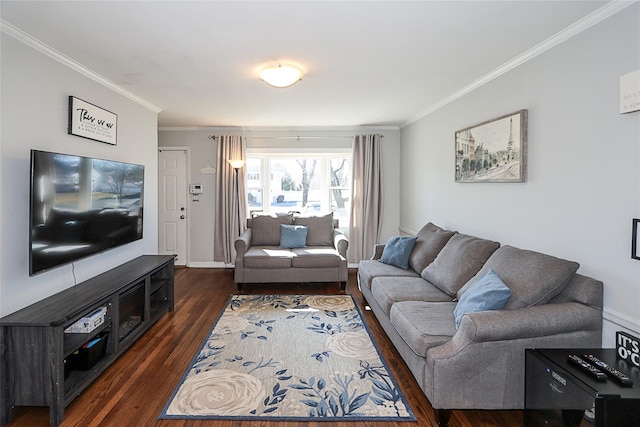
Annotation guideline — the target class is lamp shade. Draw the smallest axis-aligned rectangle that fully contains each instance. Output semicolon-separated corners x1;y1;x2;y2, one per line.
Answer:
259;65;303;88
228;159;246;169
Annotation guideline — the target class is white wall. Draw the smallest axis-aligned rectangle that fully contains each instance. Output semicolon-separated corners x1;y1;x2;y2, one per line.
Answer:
0;33;159;316
400;6;640;345
158;127;401;266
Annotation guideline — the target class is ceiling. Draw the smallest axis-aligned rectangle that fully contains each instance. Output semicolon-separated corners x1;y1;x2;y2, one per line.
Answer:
0;1;618;128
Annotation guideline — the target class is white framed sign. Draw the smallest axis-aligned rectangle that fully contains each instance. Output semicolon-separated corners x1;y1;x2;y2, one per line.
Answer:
68;96;118;145
616;331;640;368
620;69;640;114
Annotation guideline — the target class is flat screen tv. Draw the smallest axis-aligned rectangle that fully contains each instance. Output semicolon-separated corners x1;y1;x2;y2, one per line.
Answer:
29;149;144;275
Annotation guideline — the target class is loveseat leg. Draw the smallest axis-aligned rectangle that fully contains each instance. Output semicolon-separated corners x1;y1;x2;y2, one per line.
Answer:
340;281;346;291
237;283;244;292
434;409;451;427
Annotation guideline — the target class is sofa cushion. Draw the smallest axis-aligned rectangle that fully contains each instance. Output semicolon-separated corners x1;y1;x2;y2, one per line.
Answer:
421;233;500;296
453;269;511;329
390;301;457;358
458;245;580;310
251;214;293;246
371;277;453;315
408;223;456;273
280;224;308;248
357;259;421;291
291;247;341;268
243;246;294;268
294;213;334;246
380;236;417;270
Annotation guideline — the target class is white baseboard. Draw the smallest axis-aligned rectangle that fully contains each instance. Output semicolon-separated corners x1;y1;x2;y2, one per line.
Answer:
186;261;229;268
190;261;361;270
186;261;362;270
603;308;640;333
602;308;639;348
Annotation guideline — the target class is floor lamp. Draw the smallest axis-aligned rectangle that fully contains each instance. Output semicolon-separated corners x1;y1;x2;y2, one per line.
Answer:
228;159;245;237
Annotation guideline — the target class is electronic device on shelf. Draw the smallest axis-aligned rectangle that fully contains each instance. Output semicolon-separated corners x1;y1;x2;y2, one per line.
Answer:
525;348;640;427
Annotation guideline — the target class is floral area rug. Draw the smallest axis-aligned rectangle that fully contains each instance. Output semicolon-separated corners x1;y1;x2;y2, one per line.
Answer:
160;294;416;422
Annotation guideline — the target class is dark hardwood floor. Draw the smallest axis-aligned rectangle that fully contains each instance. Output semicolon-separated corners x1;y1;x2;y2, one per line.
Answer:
5;268;523;427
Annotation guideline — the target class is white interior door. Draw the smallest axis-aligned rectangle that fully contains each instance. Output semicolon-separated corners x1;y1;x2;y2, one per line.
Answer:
158;149;188;266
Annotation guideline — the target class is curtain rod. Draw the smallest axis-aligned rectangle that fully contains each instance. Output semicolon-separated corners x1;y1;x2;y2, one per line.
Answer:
208;135;383;141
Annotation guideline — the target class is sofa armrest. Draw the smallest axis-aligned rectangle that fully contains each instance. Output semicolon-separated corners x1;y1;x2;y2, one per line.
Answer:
371;244;385;260
430;302;602;362
456;302;602;344
424;302;603;410
333;229;349;258
234;228;252;263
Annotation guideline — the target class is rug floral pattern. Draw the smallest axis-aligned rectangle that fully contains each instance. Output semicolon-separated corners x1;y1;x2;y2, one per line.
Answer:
161;295;415;421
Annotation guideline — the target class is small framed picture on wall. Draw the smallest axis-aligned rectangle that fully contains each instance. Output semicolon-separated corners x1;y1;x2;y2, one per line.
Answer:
632;218;640;260
68;96;118;145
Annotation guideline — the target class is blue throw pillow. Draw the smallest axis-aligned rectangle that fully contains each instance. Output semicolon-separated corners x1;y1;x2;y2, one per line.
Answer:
380;236;418;270
453;269;511;329
280;224;308;248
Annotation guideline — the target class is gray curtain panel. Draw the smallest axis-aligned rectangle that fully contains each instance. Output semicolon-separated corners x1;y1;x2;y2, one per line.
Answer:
214;135;247;264
349;134;383;263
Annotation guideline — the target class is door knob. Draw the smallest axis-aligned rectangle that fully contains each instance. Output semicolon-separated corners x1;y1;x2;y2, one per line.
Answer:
180;207;185;211
180;215;185;219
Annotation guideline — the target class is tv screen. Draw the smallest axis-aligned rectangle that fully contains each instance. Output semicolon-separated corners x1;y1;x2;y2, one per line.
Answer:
29;150;144;275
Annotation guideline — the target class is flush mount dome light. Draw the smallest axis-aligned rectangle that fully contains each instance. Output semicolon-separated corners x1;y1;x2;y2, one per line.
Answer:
259;64;303;88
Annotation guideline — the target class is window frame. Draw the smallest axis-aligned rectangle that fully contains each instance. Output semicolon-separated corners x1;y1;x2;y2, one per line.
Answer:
245;148;352;231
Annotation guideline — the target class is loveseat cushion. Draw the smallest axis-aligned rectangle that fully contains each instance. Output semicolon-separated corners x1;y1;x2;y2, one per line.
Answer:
458;245;580;310
294;213;334;246
358;259;420;291
250;214;294;246
243;246;294;268
421;233;500;296
408;223;456;273
371;277;453;315
280;224;308;248
291;247;341;268
390;301;457;358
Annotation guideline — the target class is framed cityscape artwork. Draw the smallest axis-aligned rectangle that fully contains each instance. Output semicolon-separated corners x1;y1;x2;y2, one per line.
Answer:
455;109;527;183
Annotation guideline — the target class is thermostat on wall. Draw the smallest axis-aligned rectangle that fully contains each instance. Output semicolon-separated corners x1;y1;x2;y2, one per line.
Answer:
189;184;203;194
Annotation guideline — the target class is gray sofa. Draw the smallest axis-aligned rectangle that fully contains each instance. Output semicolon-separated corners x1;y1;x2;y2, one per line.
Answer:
234;212;348;291
358;222;603;426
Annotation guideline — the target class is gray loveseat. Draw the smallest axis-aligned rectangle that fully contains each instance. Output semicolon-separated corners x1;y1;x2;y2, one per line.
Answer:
234;212;348;291
358;222;603;426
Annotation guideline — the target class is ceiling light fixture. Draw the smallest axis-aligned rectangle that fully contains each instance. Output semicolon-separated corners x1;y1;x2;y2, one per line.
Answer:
259;64;303;88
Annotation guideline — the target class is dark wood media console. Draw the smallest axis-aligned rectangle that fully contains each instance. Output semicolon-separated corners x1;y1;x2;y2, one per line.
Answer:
0;255;175;426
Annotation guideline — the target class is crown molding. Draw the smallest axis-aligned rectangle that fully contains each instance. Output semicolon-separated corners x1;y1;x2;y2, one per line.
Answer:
158;125;400;132
1;20;162;114
402;1;637;127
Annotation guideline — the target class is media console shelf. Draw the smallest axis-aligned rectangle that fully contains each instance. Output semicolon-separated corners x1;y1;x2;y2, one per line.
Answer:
0;255;175;427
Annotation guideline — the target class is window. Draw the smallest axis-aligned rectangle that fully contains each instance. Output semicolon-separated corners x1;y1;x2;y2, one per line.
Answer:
246;152;351;235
